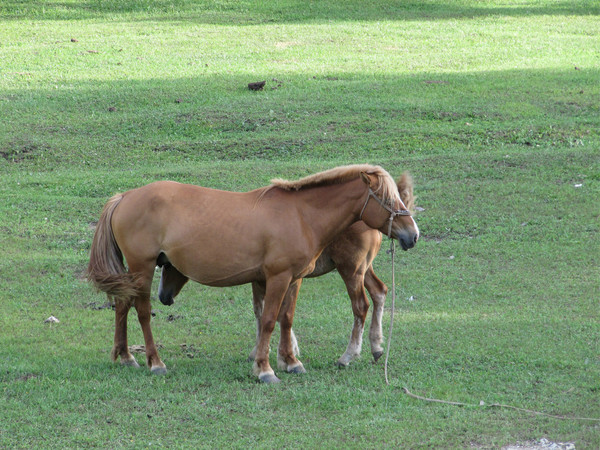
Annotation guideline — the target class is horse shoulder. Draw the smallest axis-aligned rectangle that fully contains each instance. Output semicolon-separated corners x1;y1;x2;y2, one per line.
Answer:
328;221;381;267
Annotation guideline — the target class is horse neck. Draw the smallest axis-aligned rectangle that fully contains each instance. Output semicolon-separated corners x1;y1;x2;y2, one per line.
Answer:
295;177;367;247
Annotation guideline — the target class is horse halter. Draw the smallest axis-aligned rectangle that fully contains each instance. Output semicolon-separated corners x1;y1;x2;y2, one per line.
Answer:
359;188;412;238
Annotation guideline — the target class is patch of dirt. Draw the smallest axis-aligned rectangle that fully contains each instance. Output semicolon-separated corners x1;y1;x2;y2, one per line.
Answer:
502;439;575;450
17;373;38;382
0;143;44;162
248;81;266;91
167;314;183;322
129;344;164;354
85;301;115;311
275;41;299;49
180;343;200;358
153;144;188;153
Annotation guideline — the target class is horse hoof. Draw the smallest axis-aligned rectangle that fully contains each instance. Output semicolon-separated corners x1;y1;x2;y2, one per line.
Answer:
335;360;349;368
151;366;167;375
122;358;141;368
372;351;383;362
259;373;281;384
287;363;306;374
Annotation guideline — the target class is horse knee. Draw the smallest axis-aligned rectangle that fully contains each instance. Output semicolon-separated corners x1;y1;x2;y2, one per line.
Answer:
355;300;369;319
278;309;295;328
350;290;369;320
261;318;277;334
379;283;388;298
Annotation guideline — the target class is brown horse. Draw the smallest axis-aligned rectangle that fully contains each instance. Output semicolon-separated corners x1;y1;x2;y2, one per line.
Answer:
248;173;415;367
87;164;419;383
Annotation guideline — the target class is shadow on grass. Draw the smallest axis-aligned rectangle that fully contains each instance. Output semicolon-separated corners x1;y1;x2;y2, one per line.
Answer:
2;0;599;23
1;67;598;167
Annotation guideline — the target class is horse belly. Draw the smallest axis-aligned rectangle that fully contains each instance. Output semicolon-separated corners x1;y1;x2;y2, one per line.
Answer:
157;206;272;285
306;252;336;278
161;236;266;287
191;266;264;287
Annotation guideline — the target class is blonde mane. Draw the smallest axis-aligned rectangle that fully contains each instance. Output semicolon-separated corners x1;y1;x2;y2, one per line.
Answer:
269;164;400;206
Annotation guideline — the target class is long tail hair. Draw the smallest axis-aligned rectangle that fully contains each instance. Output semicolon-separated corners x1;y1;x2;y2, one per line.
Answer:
86;194;139;299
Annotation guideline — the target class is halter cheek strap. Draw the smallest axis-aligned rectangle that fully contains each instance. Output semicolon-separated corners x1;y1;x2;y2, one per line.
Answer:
359;188;412;238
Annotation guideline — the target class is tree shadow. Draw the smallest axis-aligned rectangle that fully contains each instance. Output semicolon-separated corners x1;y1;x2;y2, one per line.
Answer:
1;67;598;167
2;0;598;23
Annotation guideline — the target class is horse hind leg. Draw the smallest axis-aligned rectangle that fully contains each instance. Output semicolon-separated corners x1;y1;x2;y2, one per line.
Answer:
364;265;388;362
135;291;167;375
157;253;189;306
122;259;168;375
111;296;140;368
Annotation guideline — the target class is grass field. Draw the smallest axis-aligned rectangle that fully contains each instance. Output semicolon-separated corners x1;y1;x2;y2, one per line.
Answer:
1;1;599;448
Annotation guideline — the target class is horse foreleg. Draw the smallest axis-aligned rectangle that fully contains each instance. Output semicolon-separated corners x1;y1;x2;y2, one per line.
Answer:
337;265;369;367
111;297;140;368
252;273;293;383
249;280;300;362
276;280;305;374
364;265;388;362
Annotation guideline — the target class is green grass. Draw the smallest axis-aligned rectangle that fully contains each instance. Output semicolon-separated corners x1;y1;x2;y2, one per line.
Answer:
1;1;599;448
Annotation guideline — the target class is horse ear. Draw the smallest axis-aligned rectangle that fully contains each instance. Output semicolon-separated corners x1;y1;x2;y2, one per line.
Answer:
397;172;412;194
397;172;415;211
360;171;374;186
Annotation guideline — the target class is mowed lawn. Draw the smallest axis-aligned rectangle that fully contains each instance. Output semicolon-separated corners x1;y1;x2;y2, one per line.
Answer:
1;1;599;448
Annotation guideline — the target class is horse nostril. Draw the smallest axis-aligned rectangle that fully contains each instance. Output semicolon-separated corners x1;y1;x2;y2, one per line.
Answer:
414;235;418;244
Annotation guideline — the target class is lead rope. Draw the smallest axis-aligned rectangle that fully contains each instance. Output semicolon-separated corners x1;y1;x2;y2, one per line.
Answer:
384;241;600;422
400;388;600;421
384;238;395;385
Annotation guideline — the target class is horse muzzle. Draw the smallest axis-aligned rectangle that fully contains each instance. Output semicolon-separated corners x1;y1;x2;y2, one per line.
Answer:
397;231;419;251
158;290;175;306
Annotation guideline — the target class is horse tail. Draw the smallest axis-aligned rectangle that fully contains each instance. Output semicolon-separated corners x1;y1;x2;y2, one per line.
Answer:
87;194;139;299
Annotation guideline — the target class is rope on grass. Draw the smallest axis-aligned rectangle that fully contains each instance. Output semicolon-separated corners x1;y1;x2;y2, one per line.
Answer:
400;387;600;422
384;239;396;385
384;241;599;422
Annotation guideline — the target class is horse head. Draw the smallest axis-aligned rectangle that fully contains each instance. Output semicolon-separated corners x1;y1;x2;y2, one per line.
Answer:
359;169;419;250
